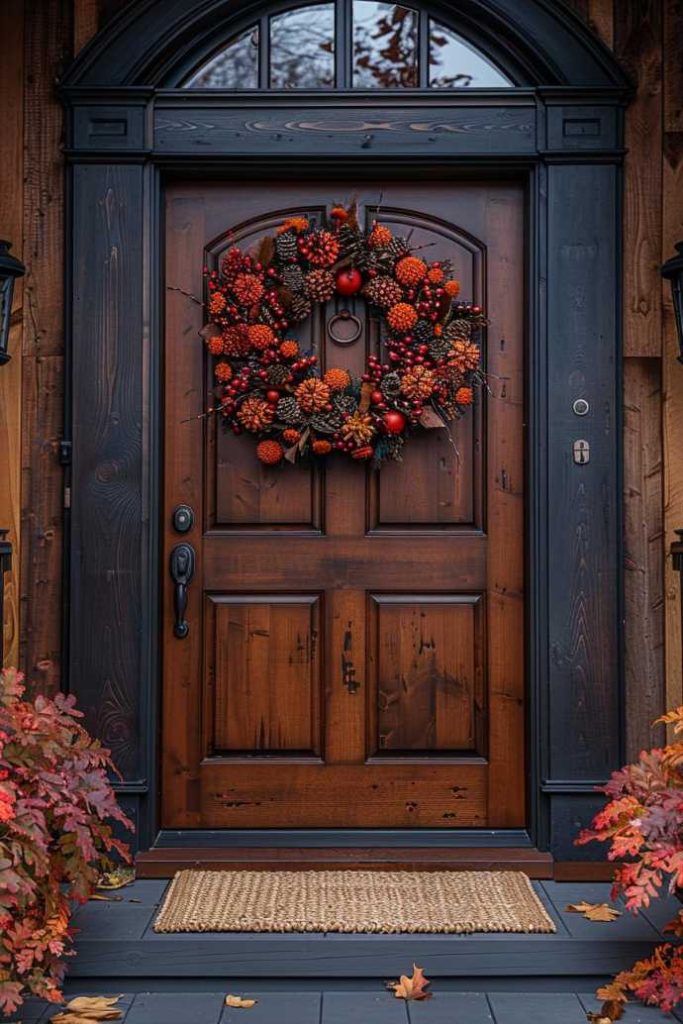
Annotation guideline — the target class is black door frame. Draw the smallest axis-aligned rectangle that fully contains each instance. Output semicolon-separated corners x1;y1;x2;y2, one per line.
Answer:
60;0;630;860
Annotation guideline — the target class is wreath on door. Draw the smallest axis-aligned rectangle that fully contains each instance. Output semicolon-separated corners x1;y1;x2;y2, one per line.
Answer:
201;202;485;467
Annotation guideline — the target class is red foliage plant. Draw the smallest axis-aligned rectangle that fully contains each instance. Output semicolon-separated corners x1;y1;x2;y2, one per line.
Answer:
578;706;683;1012
0;668;132;1016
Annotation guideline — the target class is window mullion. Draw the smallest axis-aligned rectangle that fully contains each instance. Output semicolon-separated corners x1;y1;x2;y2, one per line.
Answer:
259;14;269;88
418;9;429;87
336;0;352;89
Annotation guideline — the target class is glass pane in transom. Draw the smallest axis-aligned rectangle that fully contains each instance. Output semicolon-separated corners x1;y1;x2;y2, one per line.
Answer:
270;4;335;88
183;26;259;88
429;21;512;87
353;2;418;88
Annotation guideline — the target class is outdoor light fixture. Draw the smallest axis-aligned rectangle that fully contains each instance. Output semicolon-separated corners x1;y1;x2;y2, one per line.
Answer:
662;241;683;365
0;529;11;666
0;239;25;366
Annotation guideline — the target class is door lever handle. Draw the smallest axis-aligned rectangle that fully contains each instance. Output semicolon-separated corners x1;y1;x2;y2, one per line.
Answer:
170;542;195;639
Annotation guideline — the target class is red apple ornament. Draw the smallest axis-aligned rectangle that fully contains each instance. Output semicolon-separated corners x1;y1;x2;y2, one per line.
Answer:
335;268;362;296
383;410;407;434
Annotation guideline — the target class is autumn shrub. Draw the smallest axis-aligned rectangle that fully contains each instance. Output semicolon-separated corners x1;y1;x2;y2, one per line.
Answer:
0;668;132;1016
577;706;683;1012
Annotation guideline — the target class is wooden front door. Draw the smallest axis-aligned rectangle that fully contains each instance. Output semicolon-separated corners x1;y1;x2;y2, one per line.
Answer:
162;179;525;830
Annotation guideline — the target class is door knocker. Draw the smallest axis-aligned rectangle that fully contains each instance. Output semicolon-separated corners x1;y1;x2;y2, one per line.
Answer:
327;309;363;345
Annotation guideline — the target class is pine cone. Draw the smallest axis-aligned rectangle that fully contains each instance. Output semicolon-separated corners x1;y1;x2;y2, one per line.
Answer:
266;364;292;385
289;295;313;322
414;319;435;343
236;396;274;432
276;395;304;423
303;269;335;303
380;371;401;398
400;365;436;400
363;276;403;309
310;410;343;434
443;320;472;343
385;237;410;262
275;232;298;262
429;335;453;361
281;265;305;293
384;433;405;461
333;393;358;416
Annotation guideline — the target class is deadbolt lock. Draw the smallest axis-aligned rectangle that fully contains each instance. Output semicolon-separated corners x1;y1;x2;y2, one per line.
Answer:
573;439;590;465
172;504;194;533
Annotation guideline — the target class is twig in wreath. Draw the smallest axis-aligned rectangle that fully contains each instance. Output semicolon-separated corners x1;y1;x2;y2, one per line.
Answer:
167;285;204;306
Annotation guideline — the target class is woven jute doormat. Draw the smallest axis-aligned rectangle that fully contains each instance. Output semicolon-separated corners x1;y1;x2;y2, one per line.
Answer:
153;869;556;934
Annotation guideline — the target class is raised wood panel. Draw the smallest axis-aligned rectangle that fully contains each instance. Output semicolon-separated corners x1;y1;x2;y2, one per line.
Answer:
0;0;23;668
209;595;321;756
371;209;481;528
368;595;483;756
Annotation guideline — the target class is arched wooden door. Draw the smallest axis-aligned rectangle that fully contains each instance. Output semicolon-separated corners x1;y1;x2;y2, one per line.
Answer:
162;179;525;829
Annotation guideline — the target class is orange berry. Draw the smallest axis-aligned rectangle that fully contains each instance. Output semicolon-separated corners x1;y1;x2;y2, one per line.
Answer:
280;339;299;359
312;439;333;455
444;279;461;297
395;256;427;287
323;367;351;391
455;386;474;405
208;292;227;315
276;216;310;235
206;335;224;356
256;439;284;465
387;302;418;332
427;266;445;284
282;428;301;445
247;323;276;349
368;223;393;248
214;361;232;382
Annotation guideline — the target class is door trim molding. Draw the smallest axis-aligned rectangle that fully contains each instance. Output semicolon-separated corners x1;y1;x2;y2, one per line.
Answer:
153;829;535;848
61;83;626;859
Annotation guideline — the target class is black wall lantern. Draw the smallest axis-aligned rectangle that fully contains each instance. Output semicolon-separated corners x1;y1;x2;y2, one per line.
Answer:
0;240;25;366
662;241;683;365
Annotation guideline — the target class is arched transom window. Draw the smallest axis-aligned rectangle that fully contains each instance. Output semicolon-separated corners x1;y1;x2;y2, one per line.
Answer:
183;1;513;89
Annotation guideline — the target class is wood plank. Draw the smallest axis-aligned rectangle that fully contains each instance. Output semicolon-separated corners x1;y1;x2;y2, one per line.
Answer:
69;900;157;941
623;357;665;755
223;993;321;1024
616;1;663;357
322;993;407;1024
20;0;71;689
488;993;585;1024
0;0;23;669
125;992;225;1024
74;0;98;54
540;881;661;941
408;993;493;1024
135;847;554;878
664;0;683;132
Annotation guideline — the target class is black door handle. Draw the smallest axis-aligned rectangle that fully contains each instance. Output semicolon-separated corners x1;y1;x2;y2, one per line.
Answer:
170;542;195;638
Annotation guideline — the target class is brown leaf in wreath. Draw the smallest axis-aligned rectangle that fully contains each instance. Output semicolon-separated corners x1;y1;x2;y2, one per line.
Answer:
346;198;360;231
257;235;275;268
418;407;447;429
387;964;432;1001
435;291;452;323
277;285;294;308
199;322;221;339
359;382;373;413
284;443;299;464
566;901;621;922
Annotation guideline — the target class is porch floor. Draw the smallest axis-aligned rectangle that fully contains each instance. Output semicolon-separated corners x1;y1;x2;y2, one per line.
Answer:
26;880;683;1023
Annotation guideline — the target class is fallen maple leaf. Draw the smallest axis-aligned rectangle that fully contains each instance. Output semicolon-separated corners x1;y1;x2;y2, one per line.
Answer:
387;964;432;1001
586;999;623;1023
51;995;124;1023
225;994;257;1009
97;867;136;890
566;902;621;923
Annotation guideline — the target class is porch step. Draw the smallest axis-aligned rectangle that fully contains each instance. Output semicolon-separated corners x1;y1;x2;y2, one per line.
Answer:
135;846;554;878
67;880;676;982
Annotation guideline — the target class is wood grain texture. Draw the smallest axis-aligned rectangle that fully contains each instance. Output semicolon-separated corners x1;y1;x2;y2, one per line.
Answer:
0;0;24;668
162;181;525;831
74;0;99;55
69;164;144;777
663;127;683;711
20;0;71;689
616;1;663;357
623;357;665;755
546;164;620;781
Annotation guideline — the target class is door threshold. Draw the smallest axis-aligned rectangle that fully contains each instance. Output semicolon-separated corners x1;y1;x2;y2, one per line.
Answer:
135;846;554;878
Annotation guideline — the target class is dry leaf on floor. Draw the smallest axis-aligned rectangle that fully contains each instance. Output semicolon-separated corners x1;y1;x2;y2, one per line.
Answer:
97;867;136;890
586;999;624;1023
566;901;621;922
387;964;432;1001
88;894;123;902
51;994;124;1023
225;995;258;1009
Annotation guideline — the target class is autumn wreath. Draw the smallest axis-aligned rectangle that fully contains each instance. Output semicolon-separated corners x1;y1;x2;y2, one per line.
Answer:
201;202;485;467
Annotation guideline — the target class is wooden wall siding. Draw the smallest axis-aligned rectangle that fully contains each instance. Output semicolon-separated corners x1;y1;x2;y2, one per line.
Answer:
663;0;683;712
0;1;24;669
19;0;71;691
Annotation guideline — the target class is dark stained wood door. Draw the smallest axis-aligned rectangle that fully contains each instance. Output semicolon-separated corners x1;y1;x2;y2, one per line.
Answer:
162;180;525;830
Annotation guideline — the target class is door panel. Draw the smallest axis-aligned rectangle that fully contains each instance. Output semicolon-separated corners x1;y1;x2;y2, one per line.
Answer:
162;180;525;830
